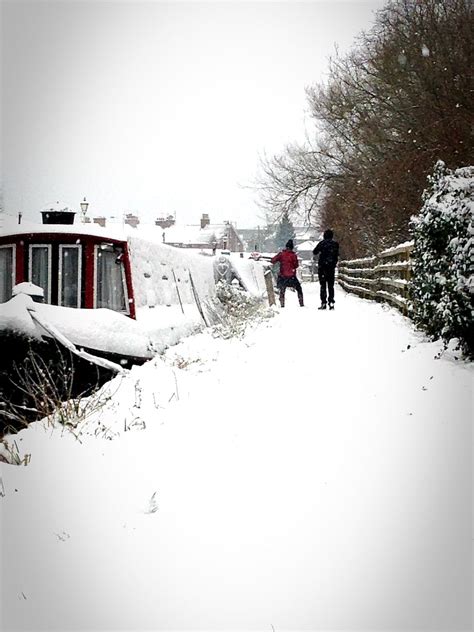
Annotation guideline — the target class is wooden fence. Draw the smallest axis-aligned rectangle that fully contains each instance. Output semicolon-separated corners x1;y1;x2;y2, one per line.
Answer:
337;242;413;314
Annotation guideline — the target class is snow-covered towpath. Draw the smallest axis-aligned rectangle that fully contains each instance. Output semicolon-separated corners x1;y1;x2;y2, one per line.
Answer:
1;284;472;630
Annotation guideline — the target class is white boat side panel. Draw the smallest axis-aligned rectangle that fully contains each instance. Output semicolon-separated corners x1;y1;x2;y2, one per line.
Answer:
127;236;216;310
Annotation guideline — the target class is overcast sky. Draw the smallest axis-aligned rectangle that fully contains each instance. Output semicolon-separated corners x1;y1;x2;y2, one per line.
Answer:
2;1;386;228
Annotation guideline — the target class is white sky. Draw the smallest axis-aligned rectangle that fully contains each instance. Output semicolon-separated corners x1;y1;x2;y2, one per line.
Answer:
2;1;386;228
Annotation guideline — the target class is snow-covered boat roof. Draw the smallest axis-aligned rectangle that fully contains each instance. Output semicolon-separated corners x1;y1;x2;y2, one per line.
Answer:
0;292;208;361
0;213;128;241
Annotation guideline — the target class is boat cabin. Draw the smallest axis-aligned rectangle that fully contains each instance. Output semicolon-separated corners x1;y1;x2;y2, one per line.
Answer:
0;211;135;317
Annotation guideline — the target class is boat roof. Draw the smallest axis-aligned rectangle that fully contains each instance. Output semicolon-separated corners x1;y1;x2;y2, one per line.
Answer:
0;213;138;241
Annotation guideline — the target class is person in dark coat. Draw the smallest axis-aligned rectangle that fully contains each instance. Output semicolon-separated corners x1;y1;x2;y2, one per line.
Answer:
312;229;339;309
271;239;304;308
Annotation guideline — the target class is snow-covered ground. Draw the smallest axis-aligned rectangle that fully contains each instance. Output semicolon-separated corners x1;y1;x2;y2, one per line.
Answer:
1;284;472;631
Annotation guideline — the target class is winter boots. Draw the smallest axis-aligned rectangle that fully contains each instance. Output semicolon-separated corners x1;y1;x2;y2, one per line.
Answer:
329;302;335;310
318;303;327;310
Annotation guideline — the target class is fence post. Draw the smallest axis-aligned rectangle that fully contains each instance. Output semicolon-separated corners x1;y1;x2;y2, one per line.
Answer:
264;269;276;306
373;252;379;303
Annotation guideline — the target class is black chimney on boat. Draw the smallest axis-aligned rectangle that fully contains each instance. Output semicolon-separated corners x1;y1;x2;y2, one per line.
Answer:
41;202;76;225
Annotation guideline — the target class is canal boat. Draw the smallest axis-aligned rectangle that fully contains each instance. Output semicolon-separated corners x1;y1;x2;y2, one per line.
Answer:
0;208;268;367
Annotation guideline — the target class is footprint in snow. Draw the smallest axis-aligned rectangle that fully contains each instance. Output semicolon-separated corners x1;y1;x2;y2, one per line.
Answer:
145;491;159;514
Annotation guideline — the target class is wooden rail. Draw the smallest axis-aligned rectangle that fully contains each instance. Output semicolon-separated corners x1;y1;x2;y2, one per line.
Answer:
337;242;413;314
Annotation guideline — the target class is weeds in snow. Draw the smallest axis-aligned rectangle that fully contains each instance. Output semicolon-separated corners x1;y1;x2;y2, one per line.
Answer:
0;439;31;466
212;281;274;339
171;355;202;370
1;349;113;439
145;491;159;514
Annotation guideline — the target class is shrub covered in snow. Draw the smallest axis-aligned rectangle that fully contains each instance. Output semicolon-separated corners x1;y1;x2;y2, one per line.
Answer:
213;281;274;339
409;161;473;357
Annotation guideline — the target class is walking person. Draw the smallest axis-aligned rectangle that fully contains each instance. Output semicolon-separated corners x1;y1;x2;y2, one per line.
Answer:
271;239;304;308
312;229;339;310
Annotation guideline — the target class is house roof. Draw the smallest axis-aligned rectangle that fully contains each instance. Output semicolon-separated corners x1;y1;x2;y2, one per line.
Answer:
296;240;317;251
0;212;242;248
162;223;236;246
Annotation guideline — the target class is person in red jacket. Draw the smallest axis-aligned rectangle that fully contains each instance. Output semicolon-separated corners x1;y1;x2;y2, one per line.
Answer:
271;239;304;307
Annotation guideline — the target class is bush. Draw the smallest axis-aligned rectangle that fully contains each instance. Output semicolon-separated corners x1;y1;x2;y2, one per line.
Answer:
409;161;473;357
213;281;274;339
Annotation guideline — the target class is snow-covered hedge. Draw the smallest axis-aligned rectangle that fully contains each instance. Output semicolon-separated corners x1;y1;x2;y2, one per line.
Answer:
409;161;473;358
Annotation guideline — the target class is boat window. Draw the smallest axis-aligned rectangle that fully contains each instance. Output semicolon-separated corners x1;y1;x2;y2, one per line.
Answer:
59;245;82;308
29;244;52;303
0;245;15;303
95;245;129;313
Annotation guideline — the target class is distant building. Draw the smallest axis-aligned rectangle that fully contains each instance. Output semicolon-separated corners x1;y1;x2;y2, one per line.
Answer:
155;214;176;229
81;212;244;252
294;226;318;246
93;216;107;228
237;224;318;253
124;213;140;228
237;226;274;252
296;239;317;261
163;214;244;252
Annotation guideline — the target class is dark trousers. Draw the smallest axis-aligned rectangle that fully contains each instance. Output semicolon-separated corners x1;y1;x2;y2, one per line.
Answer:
277;275;304;307
318;266;335;304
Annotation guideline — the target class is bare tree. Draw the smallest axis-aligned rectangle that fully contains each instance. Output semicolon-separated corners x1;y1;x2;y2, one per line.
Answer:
255;0;473;257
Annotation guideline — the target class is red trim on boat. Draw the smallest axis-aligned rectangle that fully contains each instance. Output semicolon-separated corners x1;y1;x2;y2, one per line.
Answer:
84;242;95;308
16;241;25;283
122;243;136;319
